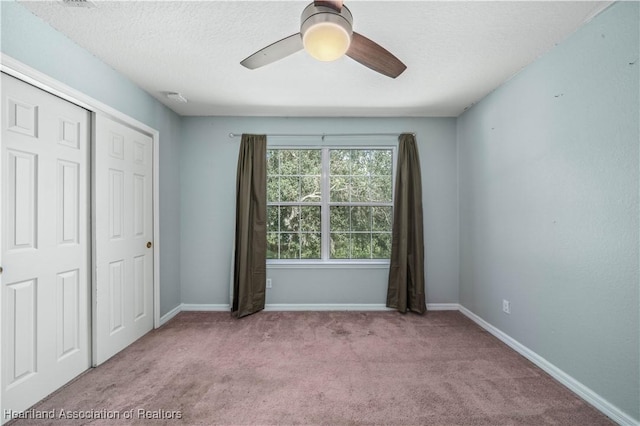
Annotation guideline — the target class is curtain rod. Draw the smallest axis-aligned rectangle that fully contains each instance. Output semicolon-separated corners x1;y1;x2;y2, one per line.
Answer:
228;132;415;139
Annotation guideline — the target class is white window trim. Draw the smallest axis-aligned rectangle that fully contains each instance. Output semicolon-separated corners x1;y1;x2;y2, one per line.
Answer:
267;260;390;269
266;144;397;265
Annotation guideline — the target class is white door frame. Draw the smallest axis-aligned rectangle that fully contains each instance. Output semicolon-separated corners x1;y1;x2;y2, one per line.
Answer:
0;53;161;411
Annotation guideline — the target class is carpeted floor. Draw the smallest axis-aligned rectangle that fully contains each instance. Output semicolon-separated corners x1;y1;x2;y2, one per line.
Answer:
8;311;613;425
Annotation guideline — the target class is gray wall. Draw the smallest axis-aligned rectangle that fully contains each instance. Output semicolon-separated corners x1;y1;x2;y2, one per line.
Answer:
1;0;182;316
180;117;458;306
457;1;639;420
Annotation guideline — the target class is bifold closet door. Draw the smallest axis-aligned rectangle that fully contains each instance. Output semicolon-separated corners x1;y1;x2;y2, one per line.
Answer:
93;114;154;366
1;73;91;416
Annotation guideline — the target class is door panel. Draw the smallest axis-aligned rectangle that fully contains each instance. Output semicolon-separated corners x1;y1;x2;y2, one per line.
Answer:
94;114;153;365
1;73;90;416
56;269;80;358
58;160;80;245
6;279;37;384
7;150;37;250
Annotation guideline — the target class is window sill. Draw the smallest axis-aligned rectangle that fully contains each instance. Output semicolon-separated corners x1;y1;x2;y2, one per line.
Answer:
266;260;390;269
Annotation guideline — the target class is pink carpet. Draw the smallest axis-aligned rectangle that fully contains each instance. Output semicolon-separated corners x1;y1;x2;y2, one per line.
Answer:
8;311;613;425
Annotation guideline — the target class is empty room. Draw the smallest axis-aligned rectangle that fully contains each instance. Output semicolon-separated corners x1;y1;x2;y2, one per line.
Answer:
0;0;638;425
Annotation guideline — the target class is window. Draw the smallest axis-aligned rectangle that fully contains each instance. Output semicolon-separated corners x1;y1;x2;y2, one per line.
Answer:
267;147;394;262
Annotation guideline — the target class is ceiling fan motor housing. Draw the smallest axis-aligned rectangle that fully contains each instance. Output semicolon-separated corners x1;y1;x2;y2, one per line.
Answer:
301;3;354;61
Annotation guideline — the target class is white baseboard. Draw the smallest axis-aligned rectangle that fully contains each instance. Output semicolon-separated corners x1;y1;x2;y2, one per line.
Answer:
171;303;459;313
458;305;638;426
427;303;460;311
264;303;460;311
264;303;393;311
158;304;182;326
181;303;230;312
158;303;231;326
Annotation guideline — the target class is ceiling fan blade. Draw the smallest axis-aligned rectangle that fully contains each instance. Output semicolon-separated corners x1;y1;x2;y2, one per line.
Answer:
346;32;407;79
240;33;303;69
314;0;343;11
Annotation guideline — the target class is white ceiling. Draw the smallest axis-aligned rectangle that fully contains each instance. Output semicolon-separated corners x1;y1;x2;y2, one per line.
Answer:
20;0;612;117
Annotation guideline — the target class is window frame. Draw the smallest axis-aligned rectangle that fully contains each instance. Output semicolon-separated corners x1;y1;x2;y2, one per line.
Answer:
266;144;397;266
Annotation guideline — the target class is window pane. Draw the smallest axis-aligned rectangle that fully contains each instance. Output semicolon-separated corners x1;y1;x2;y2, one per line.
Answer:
330;149;350;175
372;150;392;175
280;176;300;202
267;177;279;203
351;233;371;259
267;232;279;259
268;147;393;262
371;176;392;202
330;176;349;202
301;206;320;232
351;176;369;202
267;149;279;175
267;206;279;232
279;150;299;175
372;206;392;231
300;233;321;259
330;233;350;259
351;206;371;231
279;206;300;232
372;233;391;258
300;150;321;175
301;176;321;202
280;233;300;259
330;206;350;232
351;149;371;176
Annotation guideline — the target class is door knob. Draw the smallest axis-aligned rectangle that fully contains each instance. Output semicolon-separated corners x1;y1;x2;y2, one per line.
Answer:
146;242;152;249
0;266;3;274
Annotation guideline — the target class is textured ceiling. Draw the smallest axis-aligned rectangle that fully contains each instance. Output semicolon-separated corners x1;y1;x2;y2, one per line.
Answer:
19;1;611;117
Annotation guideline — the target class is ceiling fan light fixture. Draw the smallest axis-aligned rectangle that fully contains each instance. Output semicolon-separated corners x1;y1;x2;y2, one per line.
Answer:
300;3;353;62
303;22;351;61
240;2;406;78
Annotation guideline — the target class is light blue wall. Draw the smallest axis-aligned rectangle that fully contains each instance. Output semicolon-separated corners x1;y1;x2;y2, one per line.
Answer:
1;0;182;316
180;117;458;306
3;0;637;420
457;1;639;421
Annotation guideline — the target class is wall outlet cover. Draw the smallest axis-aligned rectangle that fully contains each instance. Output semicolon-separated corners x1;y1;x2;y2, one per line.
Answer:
502;299;511;314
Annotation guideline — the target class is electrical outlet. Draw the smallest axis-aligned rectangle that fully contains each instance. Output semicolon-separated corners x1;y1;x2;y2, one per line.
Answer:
502;299;511;314
266;278;272;289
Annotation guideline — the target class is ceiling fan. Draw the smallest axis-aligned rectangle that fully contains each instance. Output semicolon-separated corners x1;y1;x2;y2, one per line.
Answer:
240;0;407;79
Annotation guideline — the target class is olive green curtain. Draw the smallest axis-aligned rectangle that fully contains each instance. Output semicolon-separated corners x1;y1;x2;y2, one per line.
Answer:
387;133;426;314
232;134;267;318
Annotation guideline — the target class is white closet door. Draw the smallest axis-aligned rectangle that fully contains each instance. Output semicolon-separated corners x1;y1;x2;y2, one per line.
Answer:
1;73;90;415
93;114;153;366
